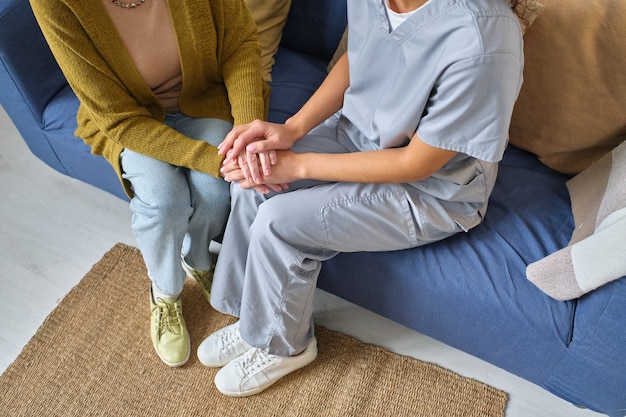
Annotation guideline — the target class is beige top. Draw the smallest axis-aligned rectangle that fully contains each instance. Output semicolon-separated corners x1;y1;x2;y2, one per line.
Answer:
103;0;182;112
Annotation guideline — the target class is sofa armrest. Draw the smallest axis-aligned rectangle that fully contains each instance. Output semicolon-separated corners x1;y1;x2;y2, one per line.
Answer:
0;0;75;174
0;0;67;123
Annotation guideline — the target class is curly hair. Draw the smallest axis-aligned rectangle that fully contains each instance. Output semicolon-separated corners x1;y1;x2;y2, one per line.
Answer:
510;0;537;24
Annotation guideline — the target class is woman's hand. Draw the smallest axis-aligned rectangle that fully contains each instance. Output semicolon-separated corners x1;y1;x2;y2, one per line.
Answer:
219;120;300;158
235;148;277;187
218;120;302;183
222;150;302;191
221;149;290;194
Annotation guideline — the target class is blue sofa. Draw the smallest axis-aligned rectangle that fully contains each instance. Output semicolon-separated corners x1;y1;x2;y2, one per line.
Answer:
1;0;625;415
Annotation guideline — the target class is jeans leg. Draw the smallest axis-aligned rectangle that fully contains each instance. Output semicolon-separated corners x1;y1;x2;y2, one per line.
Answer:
121;149;191;296
175;116;232;270
121;115;232;294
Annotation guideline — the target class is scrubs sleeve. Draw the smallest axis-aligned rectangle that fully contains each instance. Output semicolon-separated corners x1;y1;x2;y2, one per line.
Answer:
417;54;523;163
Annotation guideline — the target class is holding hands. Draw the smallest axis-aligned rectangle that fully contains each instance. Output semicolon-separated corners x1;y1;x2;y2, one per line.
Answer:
219;120;302;193
219;52;350;193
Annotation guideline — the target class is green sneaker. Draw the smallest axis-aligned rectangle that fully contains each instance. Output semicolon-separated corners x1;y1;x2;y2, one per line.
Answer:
181;255;215;304
150;288;190;367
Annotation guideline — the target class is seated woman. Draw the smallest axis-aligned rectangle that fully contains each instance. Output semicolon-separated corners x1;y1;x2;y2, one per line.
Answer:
30;0;268;367
200;0;527;396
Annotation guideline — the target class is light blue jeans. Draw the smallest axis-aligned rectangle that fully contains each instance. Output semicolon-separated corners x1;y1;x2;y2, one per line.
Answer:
121;114;232;297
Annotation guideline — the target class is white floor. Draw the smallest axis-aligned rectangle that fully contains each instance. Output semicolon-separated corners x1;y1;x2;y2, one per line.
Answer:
0;105;604;417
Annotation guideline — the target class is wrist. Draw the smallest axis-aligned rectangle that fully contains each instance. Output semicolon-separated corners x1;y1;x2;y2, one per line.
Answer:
294;152;313;181
284;116;310;142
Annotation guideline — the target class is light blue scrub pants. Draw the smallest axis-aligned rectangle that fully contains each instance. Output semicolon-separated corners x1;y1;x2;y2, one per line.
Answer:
121;114;232;297
210;115;460;356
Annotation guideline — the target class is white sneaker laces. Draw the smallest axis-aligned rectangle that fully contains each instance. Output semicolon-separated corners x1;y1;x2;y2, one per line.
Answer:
237;347;275;377
218;324;246;351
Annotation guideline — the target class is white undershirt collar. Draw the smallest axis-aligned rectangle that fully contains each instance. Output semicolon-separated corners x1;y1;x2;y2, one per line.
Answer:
385;0;422;30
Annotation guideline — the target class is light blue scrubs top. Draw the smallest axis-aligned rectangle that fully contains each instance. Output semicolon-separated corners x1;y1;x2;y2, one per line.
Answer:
339;0;524;232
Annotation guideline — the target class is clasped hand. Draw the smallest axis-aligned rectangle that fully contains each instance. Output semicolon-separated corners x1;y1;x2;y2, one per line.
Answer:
218;120;300;194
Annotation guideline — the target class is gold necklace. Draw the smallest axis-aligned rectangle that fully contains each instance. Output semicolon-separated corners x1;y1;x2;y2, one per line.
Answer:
110;0;145;8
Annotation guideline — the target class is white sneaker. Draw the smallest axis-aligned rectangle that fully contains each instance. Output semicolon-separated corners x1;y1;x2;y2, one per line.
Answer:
197;322;252;367
214;337;318;397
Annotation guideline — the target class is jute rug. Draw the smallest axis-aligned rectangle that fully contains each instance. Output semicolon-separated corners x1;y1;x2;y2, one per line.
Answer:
0;243;507;417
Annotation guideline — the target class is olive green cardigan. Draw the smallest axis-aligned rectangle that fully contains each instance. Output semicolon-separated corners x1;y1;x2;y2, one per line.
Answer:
30;0;269;197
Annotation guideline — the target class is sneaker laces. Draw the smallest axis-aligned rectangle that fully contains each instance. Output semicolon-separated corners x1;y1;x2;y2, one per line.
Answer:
218;324;246;352
236;347;275;377
153;298;184;337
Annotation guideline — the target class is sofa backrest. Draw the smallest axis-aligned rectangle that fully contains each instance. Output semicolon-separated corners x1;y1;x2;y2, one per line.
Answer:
280;0;347;61
0;0;349;120
0;0;67;123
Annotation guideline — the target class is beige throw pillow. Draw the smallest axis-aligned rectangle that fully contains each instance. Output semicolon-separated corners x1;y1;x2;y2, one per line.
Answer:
509;0;626;174
245;0;292;82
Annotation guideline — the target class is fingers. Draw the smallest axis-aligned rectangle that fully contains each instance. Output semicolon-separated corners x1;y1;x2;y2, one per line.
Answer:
219;120;276;160
237;152;252;184
244;182;289;195
246;138;279;155
220;157;289;195
217;126;240;156
258;151;273;177
245;151;263;184
235;149;267;185
217;121;259;158
251;184;272;194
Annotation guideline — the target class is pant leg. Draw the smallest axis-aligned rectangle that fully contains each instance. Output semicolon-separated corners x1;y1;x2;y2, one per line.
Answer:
121;148;192;296
238;181;424;356
176;116;232;270
210;115;351;315
121;115;232;294
210;113;457;356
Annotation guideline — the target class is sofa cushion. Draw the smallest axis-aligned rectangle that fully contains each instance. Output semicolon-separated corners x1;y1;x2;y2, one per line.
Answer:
245;0;291;82
267;48;329;123
42;85;128;199
509;0;626;174
527;140;626;300
279;0;347;61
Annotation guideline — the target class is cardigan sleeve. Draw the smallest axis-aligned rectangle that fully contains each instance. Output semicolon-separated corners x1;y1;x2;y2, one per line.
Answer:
30;0;224;178
218;0;269;125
